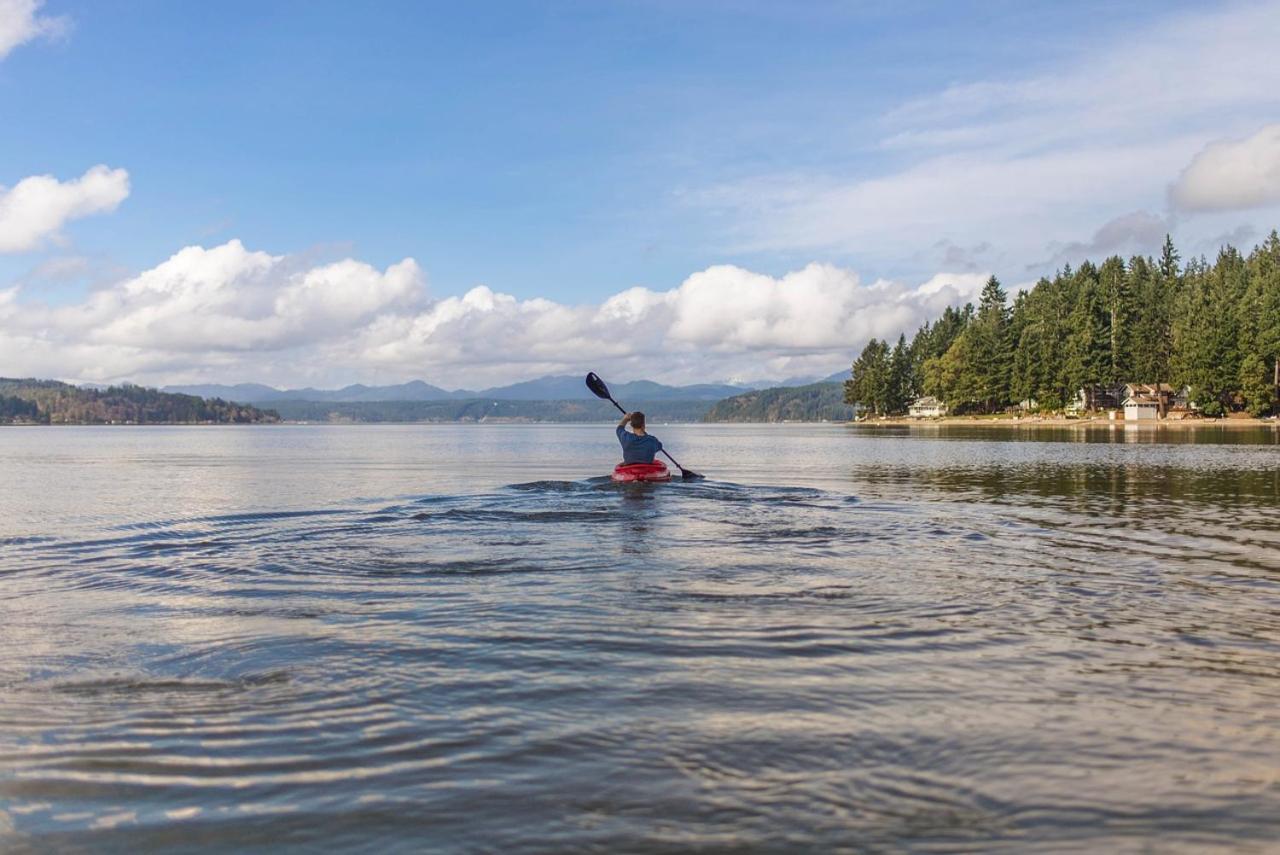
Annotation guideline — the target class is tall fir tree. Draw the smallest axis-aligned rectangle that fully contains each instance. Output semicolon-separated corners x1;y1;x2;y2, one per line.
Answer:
845;338;891;415
968;275;1011;412
1099;255;1133;383
886;334;913;414
1064;268;1110;391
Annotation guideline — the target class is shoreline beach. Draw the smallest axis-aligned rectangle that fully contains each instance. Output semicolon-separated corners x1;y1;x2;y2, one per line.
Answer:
849;415;1280;429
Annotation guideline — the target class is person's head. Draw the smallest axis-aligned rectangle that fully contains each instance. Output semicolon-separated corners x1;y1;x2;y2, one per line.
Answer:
631;411;646;431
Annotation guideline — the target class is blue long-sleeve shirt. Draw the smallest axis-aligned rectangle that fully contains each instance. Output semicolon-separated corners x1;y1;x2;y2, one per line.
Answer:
617;425;663;464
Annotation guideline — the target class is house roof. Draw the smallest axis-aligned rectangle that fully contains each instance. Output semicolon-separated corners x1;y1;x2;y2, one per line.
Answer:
1123;396;1160;406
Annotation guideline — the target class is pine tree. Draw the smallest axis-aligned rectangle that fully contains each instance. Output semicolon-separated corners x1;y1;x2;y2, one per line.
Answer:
1239;354;1276;417
1064;274;1110;391
887;334;913;414
923;330;980;410
1130;240;1180;405
968;275;1011;412
1099;255;1133;383
1252;231;1280;403
845;338;891;415
1173;250;1245;413
1159;234;1180;279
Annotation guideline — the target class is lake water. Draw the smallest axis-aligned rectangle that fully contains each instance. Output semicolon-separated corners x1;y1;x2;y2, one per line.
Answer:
2;424;1279;852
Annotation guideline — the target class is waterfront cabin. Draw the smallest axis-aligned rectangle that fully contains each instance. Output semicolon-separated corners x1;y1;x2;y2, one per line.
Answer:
1123;383;1190;410
908;396;947;418
1123;395;1160;421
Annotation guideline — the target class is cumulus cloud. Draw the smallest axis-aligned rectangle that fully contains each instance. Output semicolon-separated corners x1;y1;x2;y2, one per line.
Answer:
1171;124;1280;212
0;0;66;60
323;261;991;386
0;165;131;253
0;240;984;388
68;240;424;352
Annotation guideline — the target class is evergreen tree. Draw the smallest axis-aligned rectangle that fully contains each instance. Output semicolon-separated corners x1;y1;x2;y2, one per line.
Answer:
1130;245;1177;396
1173;250;1244;413
845;338;891;415
923;330;980;410
1064;264;1111;391
886;334;913;414
1250;231;1280;406
968;276;1011;412
1099;255;1133;383
1008;290;1036;405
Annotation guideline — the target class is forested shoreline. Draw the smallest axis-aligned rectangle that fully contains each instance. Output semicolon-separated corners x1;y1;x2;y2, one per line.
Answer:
702;382;852;422
0;379;280;425
845;232;1280;417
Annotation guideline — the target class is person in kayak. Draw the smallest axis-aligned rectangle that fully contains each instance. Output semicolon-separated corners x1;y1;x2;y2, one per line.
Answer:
616;411;663;464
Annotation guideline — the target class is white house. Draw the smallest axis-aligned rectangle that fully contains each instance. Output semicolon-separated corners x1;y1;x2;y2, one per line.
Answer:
1123;395;1159;421
908;396;947;418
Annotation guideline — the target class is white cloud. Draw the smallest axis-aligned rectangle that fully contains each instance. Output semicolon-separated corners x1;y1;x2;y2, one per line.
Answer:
0;0;66;60
67;240;424;352
1171;124;1280;212
343;261;990;387
0;240;982;388
0;166;130;253
693;1;1280;276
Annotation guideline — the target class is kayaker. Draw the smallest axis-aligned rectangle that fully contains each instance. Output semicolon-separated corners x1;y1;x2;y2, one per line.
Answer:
616;411;663;464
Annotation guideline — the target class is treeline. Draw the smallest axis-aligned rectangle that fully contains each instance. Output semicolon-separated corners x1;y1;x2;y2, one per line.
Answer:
268;398;715;423
845;232;1280;417
0;379;281;425
702;382;853;422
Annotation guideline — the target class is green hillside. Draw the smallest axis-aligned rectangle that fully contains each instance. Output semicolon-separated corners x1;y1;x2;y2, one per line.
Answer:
703;382;854;422
0;378;280;425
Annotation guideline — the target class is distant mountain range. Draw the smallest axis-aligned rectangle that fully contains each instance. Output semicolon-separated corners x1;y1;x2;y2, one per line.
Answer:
2;368;854;425
164;380;455;403
163;371;849;405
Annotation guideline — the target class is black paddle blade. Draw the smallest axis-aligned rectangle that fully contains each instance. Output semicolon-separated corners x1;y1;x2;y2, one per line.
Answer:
679;468;705;481
585;372;611;400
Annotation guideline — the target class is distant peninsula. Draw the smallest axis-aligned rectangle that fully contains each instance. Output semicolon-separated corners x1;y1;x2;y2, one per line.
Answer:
703;382;854;422
0;379;281;425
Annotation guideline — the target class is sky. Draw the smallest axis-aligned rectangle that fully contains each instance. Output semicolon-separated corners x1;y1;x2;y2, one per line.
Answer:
2;0;1279;389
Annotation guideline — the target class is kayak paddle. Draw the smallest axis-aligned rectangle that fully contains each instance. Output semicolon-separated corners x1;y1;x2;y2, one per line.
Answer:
586;372;703;480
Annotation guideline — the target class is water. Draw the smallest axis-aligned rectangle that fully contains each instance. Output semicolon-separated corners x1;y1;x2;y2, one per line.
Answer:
2;424;1279;852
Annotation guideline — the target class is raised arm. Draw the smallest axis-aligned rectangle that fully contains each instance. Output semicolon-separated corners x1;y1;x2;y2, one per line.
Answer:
617;412;633;429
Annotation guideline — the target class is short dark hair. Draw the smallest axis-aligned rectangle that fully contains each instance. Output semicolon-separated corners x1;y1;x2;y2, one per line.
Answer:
631;411;646;429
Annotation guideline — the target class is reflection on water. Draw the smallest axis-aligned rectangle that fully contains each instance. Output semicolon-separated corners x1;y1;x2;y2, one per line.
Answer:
1;424;1278;851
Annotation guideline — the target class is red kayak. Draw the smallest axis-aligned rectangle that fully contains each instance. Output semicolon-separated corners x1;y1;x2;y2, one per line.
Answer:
611;461;671;483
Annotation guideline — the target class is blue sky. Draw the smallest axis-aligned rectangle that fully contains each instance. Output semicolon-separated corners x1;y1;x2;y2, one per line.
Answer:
2;0;1279;387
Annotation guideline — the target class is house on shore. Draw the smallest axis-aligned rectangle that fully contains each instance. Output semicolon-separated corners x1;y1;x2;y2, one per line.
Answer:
1067;383;1126;415
908;396;947;418
1123;395;1160;421
1122;383;1193;421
